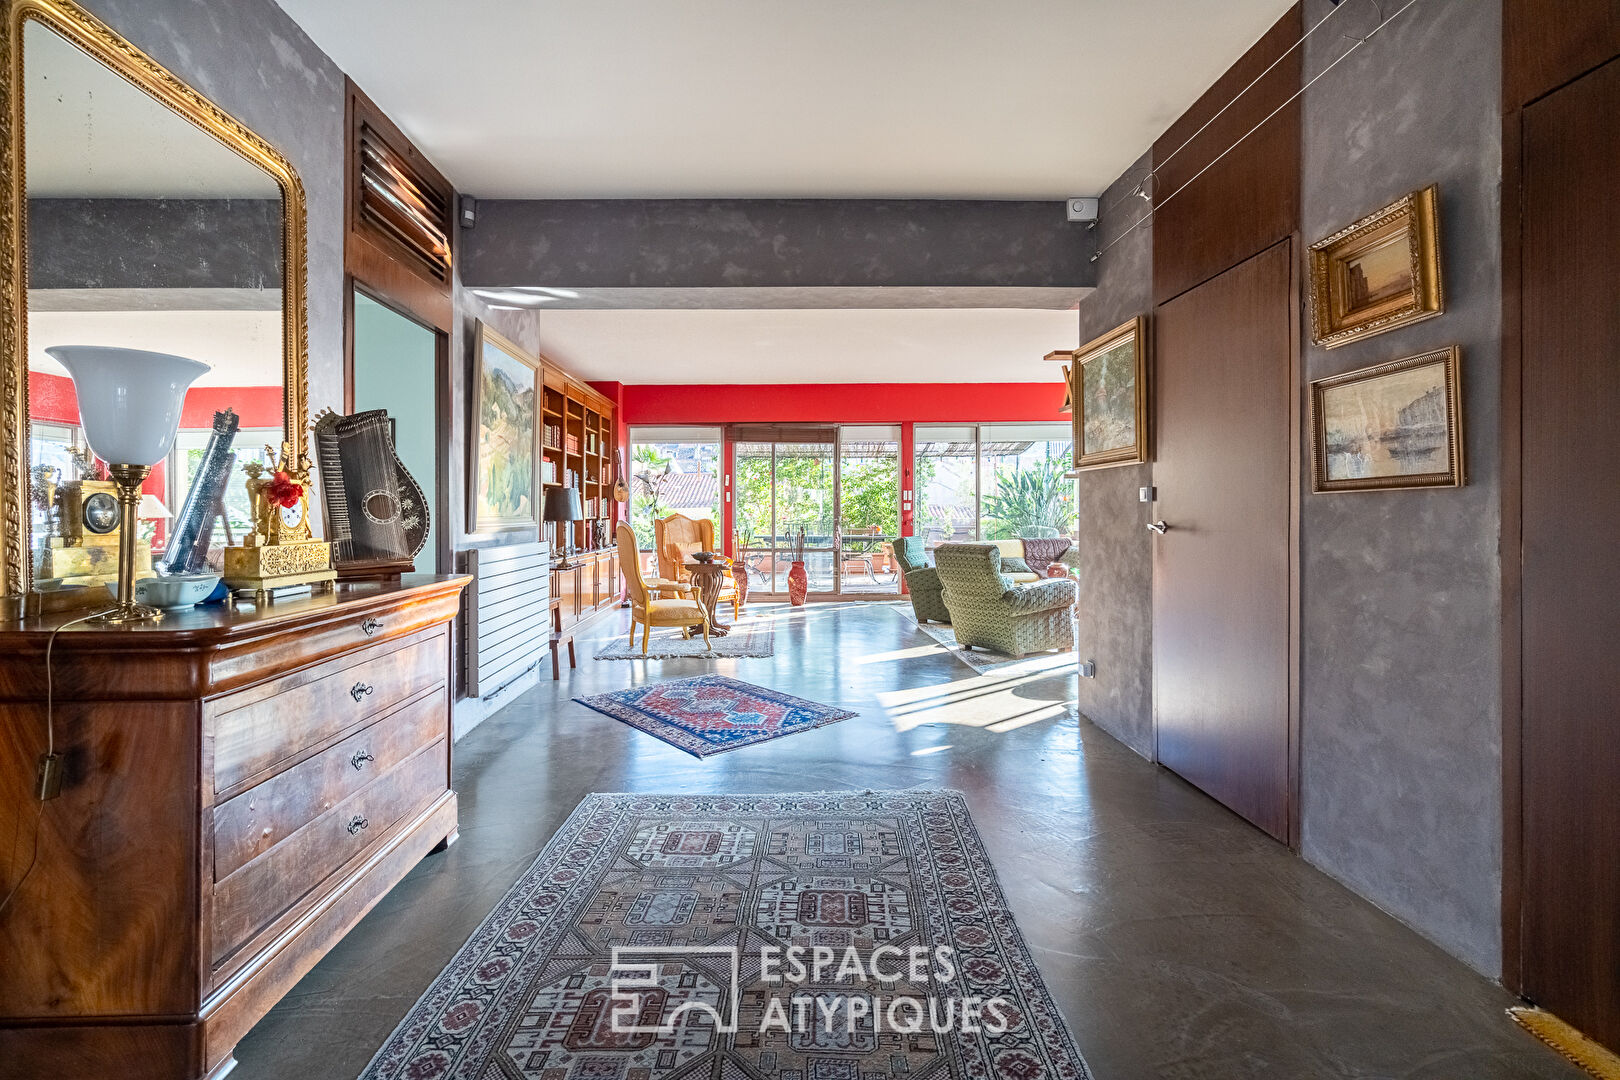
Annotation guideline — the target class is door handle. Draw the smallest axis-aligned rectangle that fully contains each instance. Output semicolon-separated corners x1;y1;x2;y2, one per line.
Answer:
1146;521;1169;535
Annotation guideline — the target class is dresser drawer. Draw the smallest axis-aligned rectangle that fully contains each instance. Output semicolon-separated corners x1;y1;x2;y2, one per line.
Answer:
211;737;447;965
211;630;447;794
212;687;446;880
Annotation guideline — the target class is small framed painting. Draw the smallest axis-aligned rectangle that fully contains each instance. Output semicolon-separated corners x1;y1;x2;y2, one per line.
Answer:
1310;346;1464;492
468;321;540;535
1308;184;1443;348
1072;316;1149;471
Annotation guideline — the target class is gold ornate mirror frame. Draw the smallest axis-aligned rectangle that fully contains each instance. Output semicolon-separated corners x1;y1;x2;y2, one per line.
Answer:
0;0;309;614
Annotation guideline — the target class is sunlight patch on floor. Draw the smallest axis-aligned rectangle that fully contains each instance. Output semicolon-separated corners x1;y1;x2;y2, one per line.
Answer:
878;667;1074;733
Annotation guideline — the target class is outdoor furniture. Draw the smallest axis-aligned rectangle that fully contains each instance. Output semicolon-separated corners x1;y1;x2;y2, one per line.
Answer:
654;513;742;618
893;536;950;624
840;526;898;585
934;541;1077;658
617;523;710;654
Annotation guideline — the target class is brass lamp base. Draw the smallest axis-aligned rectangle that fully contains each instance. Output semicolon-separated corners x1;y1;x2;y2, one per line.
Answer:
88;463;163;626
90;600;164;625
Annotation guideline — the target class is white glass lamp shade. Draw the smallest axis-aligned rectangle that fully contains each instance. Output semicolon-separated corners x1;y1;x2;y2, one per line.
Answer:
45;346;210;466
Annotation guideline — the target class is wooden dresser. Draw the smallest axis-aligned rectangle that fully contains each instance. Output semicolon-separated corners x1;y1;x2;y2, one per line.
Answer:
0;575;469;1080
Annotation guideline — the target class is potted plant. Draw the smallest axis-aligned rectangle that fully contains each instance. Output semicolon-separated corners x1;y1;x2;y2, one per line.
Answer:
787;525;808;606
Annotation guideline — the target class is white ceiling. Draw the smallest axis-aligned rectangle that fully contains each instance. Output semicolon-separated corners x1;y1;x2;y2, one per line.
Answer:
274;0;1294;199
29;309;283;387
25;19;280;198
530;308;1078;384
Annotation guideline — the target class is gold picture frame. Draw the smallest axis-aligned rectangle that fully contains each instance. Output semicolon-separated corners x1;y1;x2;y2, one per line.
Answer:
1071;316;1149;471
1308;184;1443;349
0;0;311;611
1309;346;1464;493
468;322;540;537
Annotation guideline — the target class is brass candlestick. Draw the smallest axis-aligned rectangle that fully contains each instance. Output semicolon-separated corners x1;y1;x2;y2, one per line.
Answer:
91;463;161;624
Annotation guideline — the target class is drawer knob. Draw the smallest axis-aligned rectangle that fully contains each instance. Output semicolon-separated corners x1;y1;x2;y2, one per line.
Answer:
346;814;369;835
360;617;383;637
350;682;374;703
351;749;375;770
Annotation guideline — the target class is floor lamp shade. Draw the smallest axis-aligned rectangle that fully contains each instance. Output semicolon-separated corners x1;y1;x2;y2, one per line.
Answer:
45;345;210;466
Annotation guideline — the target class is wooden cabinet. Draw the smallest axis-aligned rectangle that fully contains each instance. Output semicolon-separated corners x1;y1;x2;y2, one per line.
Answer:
0;575;469;1080
550;550;620;633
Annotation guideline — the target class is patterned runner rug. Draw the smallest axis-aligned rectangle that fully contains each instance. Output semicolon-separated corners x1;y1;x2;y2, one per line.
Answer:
594;618;775;660
575;674;855;757
359;790;1092;1080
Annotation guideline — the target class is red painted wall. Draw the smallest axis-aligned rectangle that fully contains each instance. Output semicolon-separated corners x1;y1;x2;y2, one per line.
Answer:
620;382;1068;426
28;370;283;430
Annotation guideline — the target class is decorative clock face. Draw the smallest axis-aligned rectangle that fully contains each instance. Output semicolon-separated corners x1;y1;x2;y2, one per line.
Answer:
279;500;306;531
83;492;120;534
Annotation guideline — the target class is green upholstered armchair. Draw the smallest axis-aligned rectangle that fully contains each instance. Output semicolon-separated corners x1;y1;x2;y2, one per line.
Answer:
893;536;951;624
934;542;1077;657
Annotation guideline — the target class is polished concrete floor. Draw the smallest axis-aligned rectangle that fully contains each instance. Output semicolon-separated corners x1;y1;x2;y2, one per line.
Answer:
236;602;1576;1080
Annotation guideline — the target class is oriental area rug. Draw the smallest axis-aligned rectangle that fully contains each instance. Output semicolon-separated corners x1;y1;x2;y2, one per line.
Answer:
359;791;1092;1080
574;675;854;757
593;619;775;661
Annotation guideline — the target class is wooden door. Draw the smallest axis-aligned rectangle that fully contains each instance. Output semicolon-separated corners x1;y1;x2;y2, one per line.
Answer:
1152;241;1295;842
1519;55;1620;1048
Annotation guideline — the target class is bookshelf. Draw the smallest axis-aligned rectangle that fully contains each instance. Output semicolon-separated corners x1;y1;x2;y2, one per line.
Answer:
539;368;618;561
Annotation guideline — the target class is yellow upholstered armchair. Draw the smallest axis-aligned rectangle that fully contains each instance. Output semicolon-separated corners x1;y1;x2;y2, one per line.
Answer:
653;513;742;619
617;523;709;653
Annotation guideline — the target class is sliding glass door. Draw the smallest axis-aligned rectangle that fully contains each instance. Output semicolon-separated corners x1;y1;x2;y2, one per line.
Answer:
733;426;899;598
734;432;836;596
837;426;900;595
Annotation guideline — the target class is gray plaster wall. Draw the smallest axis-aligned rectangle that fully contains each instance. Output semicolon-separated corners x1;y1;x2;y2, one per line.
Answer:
1071;152;1156;760
1298;0;1504;976
76;0;347;419
28;198;282;291
462;199;1097;290
449;279;545;740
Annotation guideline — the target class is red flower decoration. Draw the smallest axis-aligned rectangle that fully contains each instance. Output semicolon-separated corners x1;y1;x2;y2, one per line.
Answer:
265;470;303;509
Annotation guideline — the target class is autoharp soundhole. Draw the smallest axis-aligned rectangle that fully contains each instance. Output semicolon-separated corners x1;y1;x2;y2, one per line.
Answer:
363;489;400;525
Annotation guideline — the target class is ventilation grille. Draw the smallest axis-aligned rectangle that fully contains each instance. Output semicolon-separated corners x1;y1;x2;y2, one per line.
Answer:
358;123;451;280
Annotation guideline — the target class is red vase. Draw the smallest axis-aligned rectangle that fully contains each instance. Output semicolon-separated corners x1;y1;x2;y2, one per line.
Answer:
732;561;750;611
787;561;808;606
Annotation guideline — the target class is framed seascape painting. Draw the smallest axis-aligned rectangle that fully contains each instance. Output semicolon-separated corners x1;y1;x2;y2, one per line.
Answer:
1309;184;1443;348
469;322;540;535
1310;346;1464;492
1072;316;1149;470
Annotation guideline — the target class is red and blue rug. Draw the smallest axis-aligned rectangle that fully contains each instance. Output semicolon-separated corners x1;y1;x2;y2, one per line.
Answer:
359;791;1092;1080
574;674;856;757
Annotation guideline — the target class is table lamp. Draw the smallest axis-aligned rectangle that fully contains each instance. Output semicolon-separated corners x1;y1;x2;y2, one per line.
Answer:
45;345;210;624
543;486;582;570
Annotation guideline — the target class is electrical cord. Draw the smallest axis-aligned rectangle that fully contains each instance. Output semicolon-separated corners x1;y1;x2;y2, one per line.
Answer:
0;610;101;917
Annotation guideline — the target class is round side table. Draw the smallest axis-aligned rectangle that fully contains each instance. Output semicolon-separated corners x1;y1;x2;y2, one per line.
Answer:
683;560;732;636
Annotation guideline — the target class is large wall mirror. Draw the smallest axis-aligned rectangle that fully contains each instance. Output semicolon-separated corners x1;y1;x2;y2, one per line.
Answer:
1;0;309;613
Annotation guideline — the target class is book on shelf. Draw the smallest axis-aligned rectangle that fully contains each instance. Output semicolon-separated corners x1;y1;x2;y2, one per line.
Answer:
565;433;580;455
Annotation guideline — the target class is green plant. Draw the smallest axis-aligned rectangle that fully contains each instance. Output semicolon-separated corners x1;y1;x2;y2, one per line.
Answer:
982;456;1075;540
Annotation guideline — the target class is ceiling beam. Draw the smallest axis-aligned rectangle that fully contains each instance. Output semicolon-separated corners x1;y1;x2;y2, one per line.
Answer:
460;199;1097;293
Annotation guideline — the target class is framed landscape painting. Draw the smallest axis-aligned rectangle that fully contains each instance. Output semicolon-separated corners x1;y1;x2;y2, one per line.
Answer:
1072;316;1149;470
1310;346;1464;492
469;322;540;535
1309;184;1443;348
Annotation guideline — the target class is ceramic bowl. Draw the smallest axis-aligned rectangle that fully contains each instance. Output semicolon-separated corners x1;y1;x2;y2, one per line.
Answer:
692;551;716;563
111;573;221;610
